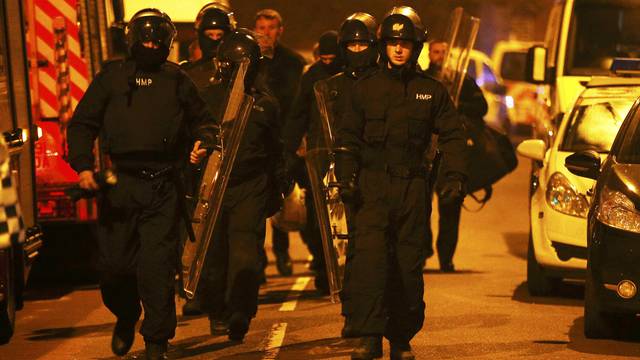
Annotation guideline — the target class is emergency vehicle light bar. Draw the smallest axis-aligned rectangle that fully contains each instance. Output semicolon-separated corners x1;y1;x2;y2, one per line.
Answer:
611;58;640;76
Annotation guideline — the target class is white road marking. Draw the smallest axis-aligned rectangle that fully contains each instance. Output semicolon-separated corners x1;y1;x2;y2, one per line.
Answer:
262;322;287;360
279;276;311;312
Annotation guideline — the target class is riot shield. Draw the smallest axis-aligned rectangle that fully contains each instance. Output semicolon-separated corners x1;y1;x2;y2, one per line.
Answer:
439;7;480;106
305;79;350;303
182;58;255;299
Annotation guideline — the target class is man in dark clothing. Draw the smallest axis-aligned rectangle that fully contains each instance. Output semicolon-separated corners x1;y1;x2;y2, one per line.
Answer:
283;30;343;293
321;12;380;338
190;29;286;342
334;7;468;360
254;9;306;276
425;39;488;272
179;0;236;319
67;9;218;360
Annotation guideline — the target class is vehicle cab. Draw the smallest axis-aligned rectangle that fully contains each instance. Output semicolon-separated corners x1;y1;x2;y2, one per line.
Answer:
526;0;640;140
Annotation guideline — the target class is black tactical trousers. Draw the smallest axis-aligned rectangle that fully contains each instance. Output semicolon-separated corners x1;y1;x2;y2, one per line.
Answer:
97;173;179;343
427;194;463;267
199;173;269;318
348;169;427;342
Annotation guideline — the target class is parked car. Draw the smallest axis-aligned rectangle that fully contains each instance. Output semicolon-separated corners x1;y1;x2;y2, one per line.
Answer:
418;47;510;132
517;76;640;296
566;90;640;339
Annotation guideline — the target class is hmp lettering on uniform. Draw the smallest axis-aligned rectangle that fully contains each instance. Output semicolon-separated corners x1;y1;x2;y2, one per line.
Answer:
136;78;153;86
416;93;432;101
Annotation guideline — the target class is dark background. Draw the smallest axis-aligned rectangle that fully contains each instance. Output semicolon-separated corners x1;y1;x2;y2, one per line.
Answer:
196;0;554;57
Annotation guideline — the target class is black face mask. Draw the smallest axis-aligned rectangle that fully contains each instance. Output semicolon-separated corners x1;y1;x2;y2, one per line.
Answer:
199;35;222;59
345;48;374;71
131;43;169;69
320;59;343;76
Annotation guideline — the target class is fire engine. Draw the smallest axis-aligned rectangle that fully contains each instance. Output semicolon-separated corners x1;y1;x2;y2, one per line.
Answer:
0;0;129;343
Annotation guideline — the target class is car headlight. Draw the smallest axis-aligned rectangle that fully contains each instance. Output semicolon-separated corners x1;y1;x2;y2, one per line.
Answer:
596;187;640;233
546;172;589;218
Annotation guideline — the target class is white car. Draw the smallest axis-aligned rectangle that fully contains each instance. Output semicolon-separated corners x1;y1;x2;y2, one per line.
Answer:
517;77;640;296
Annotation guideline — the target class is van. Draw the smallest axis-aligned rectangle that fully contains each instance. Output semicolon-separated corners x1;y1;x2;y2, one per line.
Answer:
526;0;640;139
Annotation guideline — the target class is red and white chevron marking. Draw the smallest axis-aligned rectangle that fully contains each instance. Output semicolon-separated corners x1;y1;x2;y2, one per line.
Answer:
34;0;89;118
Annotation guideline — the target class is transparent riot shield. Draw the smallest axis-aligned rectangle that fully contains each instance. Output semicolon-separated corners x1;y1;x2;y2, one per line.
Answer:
439;7;480;106
305;79;349;303
182;59;255;299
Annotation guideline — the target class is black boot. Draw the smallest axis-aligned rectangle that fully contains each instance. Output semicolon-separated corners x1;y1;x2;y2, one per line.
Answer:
274;250;293;276
390;341;415;360
110;318;136;356
208;313;229;336
228;312;250;342
351;336;382;359
145;341;168;360
182;298;203;316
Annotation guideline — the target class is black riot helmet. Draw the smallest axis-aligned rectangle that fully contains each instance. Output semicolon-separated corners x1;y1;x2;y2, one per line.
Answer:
214;29;262;91
195;2;237;59
339;12;378;71
379;6;427;65
126;8;176;68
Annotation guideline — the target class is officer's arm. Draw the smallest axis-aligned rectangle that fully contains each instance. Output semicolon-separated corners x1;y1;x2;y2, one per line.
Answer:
178;72;219;148
458;76;488;119
282;72;314;154
67;72;109;173
433;83;468;179
263;98;289;192
333;83;364;183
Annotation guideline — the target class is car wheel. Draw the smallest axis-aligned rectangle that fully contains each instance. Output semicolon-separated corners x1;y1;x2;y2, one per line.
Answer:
527;232;561;296
0;249;16;344
584;268;619;339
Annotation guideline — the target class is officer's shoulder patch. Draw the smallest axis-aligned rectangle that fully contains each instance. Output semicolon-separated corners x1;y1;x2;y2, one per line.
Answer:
252;104;265;112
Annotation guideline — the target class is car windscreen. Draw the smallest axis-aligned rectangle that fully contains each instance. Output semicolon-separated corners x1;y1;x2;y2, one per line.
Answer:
560;96;635;153
565;0;640;76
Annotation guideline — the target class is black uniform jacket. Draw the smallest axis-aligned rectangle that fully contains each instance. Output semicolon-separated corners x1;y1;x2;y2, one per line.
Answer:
67;59;215;173
199;83;284;185
182;57;217;93
335;66;468;178
283;61;335;154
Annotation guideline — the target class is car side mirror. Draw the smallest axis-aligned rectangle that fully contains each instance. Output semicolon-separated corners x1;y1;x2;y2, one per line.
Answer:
517;139;546;162
526;46;548;84
565;150;601;180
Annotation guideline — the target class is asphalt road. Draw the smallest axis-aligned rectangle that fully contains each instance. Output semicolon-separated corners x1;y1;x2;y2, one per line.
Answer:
1;157;639;359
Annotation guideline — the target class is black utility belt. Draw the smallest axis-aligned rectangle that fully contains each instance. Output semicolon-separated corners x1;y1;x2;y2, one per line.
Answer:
117;166;175;181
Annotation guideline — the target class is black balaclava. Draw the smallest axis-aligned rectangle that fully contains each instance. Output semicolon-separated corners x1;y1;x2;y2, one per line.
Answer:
131;42;169;70
344;45;377;73
318;31;343;75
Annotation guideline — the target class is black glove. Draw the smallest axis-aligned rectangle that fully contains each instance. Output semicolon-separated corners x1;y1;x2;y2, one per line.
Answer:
197;123;222;152
438;176;466;206
338;179;360;206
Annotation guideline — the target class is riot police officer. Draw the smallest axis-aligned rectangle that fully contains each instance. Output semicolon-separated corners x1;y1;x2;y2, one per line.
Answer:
334;7;468;359
283;30;343;293
324;12;379;337
179;1;237;319
190;29;286;342
67;9;217;359
182;2;236;90
425;39;488;272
